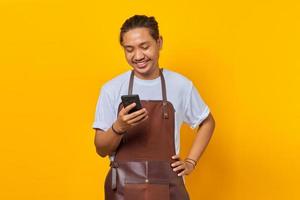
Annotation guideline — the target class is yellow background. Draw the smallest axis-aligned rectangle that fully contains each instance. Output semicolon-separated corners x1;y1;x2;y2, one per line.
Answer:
1;0;299;199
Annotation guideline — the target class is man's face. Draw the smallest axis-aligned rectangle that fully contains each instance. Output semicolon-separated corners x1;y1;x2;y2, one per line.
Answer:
121;27;162;78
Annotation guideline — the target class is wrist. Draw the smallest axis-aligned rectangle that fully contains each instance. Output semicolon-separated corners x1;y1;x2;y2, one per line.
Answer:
184;160;195;169
111;122;126;135
184;158;197;168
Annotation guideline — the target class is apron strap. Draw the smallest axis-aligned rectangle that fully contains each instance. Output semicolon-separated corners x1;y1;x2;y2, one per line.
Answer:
128;70;135;95
128;68;169;119
159;69;169;119
110;161;118;190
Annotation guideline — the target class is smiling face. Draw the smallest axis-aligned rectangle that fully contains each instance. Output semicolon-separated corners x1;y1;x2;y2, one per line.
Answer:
121;27;163;80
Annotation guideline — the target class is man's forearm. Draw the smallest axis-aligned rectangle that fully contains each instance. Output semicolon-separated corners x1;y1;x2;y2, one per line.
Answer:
186;113;215;163
94;126;124;157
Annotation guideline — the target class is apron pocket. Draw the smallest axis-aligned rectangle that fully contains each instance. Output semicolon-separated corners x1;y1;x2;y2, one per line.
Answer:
124;183;170;200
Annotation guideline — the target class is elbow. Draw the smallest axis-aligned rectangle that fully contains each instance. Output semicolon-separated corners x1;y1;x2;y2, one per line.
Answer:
92;128;119;158
95;147;110;158
95;141;113;157
96;150;105;157
94;130;110;157
94;139;109;157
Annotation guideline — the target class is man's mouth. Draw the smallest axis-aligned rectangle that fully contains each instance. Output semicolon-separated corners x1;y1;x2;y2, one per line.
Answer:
135;60;150;68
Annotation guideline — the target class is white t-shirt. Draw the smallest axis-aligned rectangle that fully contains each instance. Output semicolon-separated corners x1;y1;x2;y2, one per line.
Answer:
92;68;210;156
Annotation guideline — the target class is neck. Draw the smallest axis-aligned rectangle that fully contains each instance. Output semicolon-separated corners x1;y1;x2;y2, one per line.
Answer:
134;67;160;80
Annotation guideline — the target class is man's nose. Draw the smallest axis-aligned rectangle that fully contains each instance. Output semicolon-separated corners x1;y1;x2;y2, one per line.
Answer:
133;50;145;61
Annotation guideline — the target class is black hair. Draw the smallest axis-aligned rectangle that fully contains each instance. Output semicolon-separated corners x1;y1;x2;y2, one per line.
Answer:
120;15;159;44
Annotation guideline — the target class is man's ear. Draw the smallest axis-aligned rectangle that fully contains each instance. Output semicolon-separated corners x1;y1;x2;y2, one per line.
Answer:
158;36;163;50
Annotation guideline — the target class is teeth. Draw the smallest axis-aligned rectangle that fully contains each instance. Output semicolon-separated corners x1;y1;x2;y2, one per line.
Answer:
137;61;148;67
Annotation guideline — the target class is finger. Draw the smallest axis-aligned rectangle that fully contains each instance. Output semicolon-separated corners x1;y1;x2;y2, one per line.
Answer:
127;111;148;124
171;155;181;160
121;108;146;122
131;115;148;126
181;166;193;176
171;161;183;168
173;164;185;172
122;102;136;114
126;108;147;120
178;169;188;176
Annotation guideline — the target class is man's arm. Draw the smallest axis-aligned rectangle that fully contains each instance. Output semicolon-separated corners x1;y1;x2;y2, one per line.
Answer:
94;127;124;157
186;112;215;162
171;112;215;175
94;103;149;157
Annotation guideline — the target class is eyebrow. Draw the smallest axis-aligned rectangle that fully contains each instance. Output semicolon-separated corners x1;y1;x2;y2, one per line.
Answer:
123;42;150;48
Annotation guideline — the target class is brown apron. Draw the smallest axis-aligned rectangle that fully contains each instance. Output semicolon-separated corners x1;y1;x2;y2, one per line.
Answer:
104;68;190;200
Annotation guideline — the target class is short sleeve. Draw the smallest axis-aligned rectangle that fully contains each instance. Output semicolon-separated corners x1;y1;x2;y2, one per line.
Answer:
92;86;116;132
183;83;210;129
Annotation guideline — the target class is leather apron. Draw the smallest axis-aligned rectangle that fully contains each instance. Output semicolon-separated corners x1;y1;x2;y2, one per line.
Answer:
104;68;190;200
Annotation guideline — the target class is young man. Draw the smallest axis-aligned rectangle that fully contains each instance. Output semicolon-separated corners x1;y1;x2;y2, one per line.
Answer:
92;15;215;200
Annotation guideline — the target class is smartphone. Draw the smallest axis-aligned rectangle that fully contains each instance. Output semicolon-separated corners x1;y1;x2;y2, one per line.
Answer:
121;94;143;114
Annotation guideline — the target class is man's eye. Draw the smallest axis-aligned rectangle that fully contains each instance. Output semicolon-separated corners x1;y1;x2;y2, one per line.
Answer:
126;48;133;52
141;46;149;50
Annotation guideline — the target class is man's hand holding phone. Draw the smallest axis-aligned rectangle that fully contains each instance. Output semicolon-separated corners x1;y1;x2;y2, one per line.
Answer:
113;102;148;134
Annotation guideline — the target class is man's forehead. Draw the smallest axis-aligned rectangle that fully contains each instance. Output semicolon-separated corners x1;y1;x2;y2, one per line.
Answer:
123;40;151;47
122;28;154;46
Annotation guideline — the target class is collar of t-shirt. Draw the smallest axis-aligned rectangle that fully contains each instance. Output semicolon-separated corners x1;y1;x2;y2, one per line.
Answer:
133;73;163;86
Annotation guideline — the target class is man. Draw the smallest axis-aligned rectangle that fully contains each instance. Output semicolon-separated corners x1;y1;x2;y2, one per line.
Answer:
92;15;215;200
